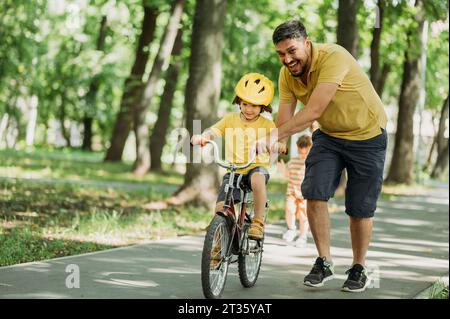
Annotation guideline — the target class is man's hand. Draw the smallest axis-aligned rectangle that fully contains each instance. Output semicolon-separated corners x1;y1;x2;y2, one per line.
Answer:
191;134;206;146
271;141;287;154
255;138;287;155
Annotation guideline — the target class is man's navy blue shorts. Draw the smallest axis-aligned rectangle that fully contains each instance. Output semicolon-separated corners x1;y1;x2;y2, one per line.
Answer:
301;128;388;218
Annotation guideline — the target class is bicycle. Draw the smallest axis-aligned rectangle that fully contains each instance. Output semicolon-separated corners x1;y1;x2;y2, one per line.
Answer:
199;139;268;299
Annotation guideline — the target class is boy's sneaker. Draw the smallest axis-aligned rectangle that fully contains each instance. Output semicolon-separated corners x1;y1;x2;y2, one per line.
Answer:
303;257;335;287
248;217;264;240
341;264;371;292
294;236;307;248
282;229;297;242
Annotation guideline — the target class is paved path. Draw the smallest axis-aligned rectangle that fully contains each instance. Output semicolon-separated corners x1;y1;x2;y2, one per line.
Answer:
0;184;448;299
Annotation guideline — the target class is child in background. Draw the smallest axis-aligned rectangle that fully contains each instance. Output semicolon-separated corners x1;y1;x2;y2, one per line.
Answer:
282;135;312;247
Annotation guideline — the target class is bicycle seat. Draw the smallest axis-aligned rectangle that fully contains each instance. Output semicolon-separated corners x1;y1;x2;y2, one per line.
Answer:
236;174;252;193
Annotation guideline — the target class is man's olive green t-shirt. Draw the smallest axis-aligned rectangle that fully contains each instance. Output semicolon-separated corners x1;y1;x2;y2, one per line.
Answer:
278;42;387;140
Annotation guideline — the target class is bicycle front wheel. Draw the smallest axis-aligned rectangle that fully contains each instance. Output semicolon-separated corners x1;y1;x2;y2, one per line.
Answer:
238;223;263;287
201;214;231;299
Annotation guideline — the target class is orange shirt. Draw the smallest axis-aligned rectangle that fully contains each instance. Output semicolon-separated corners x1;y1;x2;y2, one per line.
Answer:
286;155;306;198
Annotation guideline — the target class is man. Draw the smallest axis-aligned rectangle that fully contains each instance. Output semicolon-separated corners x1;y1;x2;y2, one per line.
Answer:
268;20;388;292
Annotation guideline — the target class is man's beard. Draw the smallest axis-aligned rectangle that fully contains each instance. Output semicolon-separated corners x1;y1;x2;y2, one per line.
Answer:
287;55;310;78
289;64;306;78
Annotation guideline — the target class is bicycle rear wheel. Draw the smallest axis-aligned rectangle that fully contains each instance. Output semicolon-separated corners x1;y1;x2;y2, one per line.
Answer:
238;223;263;287
201;214;231;299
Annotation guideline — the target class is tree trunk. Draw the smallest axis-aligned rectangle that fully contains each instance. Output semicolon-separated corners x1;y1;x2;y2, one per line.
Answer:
104;4;158;162
385;1;425;185
377;63;390;97
25;96;38;146
132;0;185;175
337;0;359;58
82;15;107;151
369;0;387;95
168;0;227;207
150;29;184;172
428;94;449;177
59;93;71;147
435;94;449;155
335;0;360;193
431;140;449;179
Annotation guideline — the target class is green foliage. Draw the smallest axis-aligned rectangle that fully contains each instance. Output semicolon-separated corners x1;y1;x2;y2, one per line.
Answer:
0;0;448;173
0;226;115;267
429;280;449;299
220;0;337;113
425;22;449;112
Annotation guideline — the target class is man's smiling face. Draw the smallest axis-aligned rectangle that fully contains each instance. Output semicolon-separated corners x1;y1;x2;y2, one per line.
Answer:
275;37;312;78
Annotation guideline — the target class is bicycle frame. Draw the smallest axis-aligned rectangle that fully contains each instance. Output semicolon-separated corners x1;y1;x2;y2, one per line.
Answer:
220;173;252;256
203;140;256;256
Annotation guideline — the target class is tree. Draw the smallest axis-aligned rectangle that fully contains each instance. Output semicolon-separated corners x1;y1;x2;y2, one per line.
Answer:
132;0;186;175
149;28;184;172
82;15;108;151
104;4;159;161
369;0;391;96
337;0;359;58
385;0;426;185
168;0;227;206
335;0;360;195
430;94;449;179
431;142;449;179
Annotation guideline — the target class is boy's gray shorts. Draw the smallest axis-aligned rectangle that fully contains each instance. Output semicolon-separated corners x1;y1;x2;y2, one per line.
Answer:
301;128;388;218
217;166;270;203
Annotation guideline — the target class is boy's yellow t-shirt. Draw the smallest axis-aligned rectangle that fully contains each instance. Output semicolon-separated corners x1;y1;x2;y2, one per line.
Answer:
210;112;276;174
278;42;387;140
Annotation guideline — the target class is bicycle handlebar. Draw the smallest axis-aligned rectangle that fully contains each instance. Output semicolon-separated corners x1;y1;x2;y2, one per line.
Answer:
193;137;287;170
203;140;256;171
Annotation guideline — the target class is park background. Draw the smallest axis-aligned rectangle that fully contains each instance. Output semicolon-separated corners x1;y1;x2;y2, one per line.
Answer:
0;0;448;296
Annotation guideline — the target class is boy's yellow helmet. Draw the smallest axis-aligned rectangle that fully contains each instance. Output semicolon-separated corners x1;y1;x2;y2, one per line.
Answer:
235;73;274;106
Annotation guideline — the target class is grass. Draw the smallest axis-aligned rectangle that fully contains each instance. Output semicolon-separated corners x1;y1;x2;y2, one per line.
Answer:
0;146;212;266
0;227;115;266
429;280;449;299
0;146;183;186
380;183;430;199
0;176;212;266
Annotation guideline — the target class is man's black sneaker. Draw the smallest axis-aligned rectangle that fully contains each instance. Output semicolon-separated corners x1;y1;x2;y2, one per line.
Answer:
303;257;335;287
342;263;371;292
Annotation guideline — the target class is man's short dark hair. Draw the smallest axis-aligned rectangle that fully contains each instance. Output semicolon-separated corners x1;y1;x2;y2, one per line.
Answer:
272;20;308;44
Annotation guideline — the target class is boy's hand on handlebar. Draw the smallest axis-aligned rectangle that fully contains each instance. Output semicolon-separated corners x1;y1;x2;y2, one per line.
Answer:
255;138;269;155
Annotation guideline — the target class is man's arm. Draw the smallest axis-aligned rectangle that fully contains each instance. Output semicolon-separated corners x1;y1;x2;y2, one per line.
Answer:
276;83;338;141
275;100;297;144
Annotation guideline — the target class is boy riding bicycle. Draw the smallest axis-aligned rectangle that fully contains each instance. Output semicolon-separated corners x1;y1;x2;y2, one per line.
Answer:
191;72;281;240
